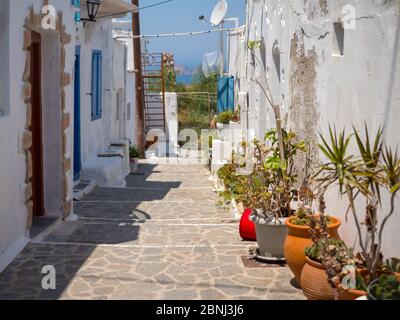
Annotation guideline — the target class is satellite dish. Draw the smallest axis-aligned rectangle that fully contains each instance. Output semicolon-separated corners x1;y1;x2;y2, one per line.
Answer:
210;0;228;26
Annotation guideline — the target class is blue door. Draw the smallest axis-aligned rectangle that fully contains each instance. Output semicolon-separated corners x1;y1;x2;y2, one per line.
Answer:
73;46;82;181
217;76;235;113
91;50;102;120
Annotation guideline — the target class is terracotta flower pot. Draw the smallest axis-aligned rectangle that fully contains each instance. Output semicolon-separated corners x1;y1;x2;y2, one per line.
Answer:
300;257;336;300
336;268;371;300
337;288;367;300
396;272;400;282
284;216;341;287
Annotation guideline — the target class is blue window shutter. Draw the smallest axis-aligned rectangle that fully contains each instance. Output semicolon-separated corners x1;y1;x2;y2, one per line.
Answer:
91;51;102;120
91;53;96;119
98;52;102;117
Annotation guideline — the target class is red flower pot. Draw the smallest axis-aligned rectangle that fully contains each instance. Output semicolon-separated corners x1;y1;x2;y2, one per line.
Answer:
239;209;256;241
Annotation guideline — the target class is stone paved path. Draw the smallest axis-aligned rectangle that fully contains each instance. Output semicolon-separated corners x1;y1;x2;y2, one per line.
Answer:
0;161;304;300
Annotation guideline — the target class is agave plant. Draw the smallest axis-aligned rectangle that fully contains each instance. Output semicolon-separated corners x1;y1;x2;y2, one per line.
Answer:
314;124;400;282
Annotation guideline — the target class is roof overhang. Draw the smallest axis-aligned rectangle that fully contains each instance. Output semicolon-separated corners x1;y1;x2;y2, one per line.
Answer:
81;0;137;21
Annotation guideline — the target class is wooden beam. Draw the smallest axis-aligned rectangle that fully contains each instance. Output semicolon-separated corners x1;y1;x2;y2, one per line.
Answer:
132;0;145;156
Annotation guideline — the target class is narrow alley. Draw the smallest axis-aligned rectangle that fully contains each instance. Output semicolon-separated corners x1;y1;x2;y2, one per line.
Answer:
0;161;303;300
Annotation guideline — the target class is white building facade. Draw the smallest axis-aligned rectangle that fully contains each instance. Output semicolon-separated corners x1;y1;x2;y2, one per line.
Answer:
0;0;137;272
0;0;76;271
228;0;400;257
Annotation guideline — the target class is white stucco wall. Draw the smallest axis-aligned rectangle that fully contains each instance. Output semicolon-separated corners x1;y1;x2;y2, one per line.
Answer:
0;0;76;272
235;0;400;257
125;71;136;144
77;21;117;165
113;31;137;145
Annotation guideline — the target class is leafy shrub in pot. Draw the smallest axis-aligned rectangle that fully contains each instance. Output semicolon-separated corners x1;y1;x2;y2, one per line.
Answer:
129;146;140;173
235;129;307;259
216;111;233;125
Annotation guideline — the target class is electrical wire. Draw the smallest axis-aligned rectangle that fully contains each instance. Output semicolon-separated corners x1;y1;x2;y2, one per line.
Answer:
115;27;240;39
138;0;173;11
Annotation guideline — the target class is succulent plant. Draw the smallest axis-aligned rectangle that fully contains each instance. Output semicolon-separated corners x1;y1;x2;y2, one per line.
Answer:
368;274;400;300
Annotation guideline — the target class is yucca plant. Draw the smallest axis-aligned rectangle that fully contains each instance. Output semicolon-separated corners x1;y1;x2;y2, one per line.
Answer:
314;124;400;283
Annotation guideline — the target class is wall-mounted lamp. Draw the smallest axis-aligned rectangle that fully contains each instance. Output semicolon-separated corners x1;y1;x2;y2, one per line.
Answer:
81;0;101;21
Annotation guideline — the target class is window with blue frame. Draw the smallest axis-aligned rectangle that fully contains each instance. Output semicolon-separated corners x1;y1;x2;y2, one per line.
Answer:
91;50;102;120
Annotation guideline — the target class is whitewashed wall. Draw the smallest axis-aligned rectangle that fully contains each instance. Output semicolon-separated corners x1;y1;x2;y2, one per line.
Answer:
236;0;400;257
0;0;76;271
125;71;136;145
78;20;131;166
77;21;121;165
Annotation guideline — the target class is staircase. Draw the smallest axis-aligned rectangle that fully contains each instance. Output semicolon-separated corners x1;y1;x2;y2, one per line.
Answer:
141;53;166;135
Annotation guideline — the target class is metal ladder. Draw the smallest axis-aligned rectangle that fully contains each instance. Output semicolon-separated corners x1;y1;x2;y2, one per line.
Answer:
141;53;166;135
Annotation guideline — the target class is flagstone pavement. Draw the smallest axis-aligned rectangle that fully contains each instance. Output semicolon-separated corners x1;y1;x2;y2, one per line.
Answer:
0;160;305;300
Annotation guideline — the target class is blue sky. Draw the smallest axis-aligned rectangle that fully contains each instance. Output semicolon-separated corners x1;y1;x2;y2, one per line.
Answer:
138;0;246;69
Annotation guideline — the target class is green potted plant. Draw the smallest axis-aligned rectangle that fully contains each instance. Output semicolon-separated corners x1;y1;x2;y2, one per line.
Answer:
368;274;400;300
129;145;140;173
314;124;400;299
216;155;247;219
216;111;233;130
236;129;306;260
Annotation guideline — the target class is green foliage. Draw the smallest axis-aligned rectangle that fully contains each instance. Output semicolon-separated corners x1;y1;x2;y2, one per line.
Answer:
291;205;332;226
216;163;246;203
315;124;400;282
216;111;233;124
305;238;351;263
291;207;313;226
356;274;369;292
129;146;139;159
177;66;218;136
385;258;400;273
368;275;400;300
232;129;307;220
164;67;177;92
247;40;262;50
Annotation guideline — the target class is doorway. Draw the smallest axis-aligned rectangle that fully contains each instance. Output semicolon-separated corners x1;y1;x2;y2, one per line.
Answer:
30;31;45;217
116;90;125;139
